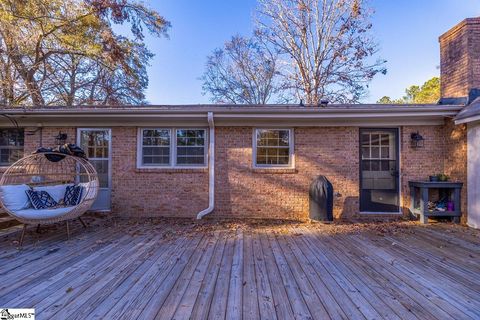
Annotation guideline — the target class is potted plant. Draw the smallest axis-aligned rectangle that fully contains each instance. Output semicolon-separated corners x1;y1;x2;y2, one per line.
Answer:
429;175;439;182
437;173;449;182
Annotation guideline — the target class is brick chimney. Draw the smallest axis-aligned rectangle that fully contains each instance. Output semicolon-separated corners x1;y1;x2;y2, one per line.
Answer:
439;17;480;103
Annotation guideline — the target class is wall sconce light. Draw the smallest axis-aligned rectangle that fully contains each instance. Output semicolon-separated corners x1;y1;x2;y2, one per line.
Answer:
410;131;425;149
55;132;68;145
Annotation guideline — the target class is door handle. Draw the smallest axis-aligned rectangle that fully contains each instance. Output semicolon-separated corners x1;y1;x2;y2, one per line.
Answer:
391;171;399;177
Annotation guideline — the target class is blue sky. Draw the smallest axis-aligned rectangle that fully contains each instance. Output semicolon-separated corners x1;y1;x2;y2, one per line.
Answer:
141;0;479;104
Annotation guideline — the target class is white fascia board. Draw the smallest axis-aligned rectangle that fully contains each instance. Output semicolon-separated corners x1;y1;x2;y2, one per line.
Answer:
0;107;462;127
455;114;480;125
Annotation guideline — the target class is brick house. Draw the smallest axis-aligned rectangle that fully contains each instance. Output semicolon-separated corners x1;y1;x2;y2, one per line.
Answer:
0;17;478;226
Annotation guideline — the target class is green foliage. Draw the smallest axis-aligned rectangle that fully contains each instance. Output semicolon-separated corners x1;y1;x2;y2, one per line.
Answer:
377;96;394;104
0;0;170;106
377;77;440;104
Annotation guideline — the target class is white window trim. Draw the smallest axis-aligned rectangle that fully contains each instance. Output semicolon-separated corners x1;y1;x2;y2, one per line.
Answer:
137;128;208;169
252;128;295;169
77;128;112;190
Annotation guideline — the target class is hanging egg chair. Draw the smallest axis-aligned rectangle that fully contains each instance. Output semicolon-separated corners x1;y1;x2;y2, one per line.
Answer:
0;152;99;245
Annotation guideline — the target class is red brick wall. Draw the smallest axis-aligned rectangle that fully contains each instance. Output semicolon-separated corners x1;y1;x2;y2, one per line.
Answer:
213;127;359;220
6;124;466;221
400;126;446;215
438;17;475;222
440;17;480;99
443;120;468;223
110;128;209;217
212;126;451;220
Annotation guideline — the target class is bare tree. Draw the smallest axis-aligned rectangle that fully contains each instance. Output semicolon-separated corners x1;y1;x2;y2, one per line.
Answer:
201;35;284;104
256;0;386;104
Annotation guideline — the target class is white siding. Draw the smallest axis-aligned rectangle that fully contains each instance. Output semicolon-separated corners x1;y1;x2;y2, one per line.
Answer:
467;122;480;229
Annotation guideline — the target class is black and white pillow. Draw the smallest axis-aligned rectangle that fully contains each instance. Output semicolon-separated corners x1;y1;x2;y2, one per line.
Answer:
26;190;58;210
64;185;84;206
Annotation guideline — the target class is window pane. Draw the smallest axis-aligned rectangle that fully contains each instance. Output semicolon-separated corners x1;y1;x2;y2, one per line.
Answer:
255;129;291;167
381;134;390;146
362;160;371;171
371;147;380;159
257;148;267;157
381;147;389;159
175;129;206;166
381;160;390;171
141;129;171;166
278;131;290;146
0;129;24;166
371;134;380;146
361;134;370;146
177;156;205;165
80;130;110;158
256;155;267;164
278;156;289;165
90;159;109;188
361;147;370;159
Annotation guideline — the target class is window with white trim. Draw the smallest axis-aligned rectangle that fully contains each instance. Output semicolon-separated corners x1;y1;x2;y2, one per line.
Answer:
254;129;293;167
0;128;24;166
175;129;206;166
141;129;171;166
138;128;207;168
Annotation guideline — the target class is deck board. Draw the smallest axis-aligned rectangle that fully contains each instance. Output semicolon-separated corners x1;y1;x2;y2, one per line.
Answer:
0;218;479;320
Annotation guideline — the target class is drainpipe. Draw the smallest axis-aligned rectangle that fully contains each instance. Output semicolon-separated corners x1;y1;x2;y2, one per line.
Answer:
197;112;215;219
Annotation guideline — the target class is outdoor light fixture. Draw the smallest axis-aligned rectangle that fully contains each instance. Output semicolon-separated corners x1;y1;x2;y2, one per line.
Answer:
410;131;425;149
55;132;68;145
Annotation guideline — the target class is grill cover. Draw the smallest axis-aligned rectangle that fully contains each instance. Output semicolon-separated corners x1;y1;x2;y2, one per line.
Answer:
309;175;334;221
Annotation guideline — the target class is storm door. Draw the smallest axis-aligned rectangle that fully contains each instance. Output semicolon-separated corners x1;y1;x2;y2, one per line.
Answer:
360;129;399;212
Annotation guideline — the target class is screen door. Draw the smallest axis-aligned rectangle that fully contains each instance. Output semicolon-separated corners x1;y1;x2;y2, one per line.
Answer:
360;128;399;212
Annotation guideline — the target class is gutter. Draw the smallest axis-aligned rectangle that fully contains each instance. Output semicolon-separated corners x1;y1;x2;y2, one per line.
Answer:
455;114;480;125
197;112;215;220
0;105;464;114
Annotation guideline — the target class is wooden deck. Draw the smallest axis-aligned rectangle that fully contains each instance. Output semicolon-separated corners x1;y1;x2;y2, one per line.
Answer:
0;217;479;320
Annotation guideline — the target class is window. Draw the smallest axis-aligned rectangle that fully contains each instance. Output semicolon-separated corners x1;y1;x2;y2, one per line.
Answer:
176;129;206;166
254;129;293;167
361;132;395;172
141;129;171;166
0;128;24;166
138;128;207;168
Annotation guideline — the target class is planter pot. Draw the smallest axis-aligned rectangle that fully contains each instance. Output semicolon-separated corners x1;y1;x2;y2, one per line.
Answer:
429;176;439;182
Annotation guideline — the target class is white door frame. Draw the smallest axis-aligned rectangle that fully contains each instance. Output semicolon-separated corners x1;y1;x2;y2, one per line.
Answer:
77;128;112;211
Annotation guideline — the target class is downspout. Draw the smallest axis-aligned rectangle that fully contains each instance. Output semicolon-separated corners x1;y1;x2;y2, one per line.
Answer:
197;112;215;219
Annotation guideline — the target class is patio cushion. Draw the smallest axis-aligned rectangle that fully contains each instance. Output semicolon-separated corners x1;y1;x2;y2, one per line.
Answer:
80;181;97;201
34;184;73;204
15;206;77;219
64;185;83;206
26;190;58;209
0;184;31;211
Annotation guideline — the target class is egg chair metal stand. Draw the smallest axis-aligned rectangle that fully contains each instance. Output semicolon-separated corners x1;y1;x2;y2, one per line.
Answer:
0;152;99;245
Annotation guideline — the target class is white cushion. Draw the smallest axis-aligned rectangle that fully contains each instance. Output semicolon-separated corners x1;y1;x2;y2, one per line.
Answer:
0;184;31;211
34;184;73;204
79;181;98;201
15;206;77;219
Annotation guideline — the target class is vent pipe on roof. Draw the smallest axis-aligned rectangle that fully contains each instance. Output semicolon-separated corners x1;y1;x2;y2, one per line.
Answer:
197;112;215;219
